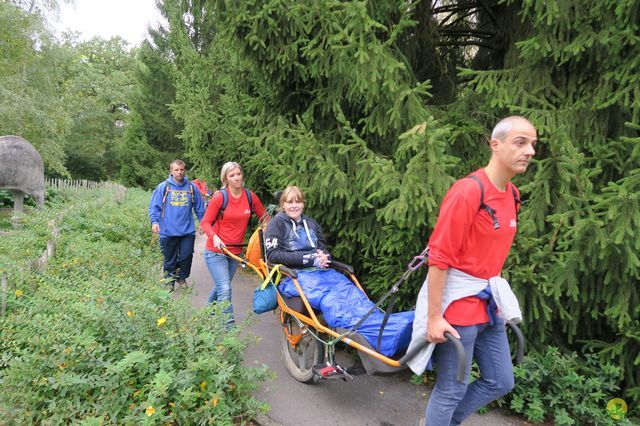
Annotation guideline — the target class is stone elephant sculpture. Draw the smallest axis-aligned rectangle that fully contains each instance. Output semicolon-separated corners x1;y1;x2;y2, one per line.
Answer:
0;135;45;213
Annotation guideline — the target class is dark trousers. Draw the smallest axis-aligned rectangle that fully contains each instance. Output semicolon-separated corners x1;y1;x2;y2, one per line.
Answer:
159;234;196;281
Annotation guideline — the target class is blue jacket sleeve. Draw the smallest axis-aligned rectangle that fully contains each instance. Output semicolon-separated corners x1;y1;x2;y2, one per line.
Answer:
192;184;205;221
148;183;164;225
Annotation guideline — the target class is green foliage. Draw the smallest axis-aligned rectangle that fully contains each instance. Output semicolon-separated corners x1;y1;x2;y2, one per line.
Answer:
1;2;143;182
0;189;267;424
115;112;174;188
58;36;137;181
0;190;13;208
0;2;70;176
117;26;187;189
504;347;631;425
168;0;469;306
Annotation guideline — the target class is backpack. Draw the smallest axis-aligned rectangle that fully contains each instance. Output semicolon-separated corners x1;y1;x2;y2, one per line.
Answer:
466;175;521;230
215;187;254;221
160;180;196;218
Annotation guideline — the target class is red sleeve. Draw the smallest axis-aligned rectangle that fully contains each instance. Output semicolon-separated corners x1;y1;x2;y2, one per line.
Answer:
251;191;266;218
427;179;481;270
201;192;223;238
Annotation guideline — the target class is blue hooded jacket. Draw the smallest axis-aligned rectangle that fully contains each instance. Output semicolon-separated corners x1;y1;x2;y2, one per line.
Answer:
148;175;205;237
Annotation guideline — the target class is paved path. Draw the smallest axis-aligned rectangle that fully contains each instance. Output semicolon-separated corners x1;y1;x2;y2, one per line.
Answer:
182;233;530;426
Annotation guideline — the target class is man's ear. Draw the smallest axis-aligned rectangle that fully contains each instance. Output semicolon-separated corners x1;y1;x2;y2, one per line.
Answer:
489;137;501;152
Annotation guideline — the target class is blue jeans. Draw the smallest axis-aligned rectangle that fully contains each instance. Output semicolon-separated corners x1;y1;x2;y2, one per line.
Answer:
425;321;514;426
204;250;240;324
159;234;196;281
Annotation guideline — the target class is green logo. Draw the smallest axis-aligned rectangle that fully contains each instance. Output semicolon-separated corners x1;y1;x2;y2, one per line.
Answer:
606;398;628;420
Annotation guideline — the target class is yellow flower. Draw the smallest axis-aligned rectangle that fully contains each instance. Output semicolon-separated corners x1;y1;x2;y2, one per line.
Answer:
145;406;155;416
200;381;207;391
96;297;104;304
58;362;67;371
157;316;167;327
127;311;134;317
168;402;176;408
64;347;72;354
211;397;219;407
15;289;24;297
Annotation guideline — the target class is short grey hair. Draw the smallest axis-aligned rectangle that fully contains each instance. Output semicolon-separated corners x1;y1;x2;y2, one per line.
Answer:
491;116;533;141
220;161;242;188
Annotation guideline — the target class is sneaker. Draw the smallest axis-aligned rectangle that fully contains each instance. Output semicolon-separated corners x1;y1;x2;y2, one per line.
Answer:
176;279;187;289
165;281;175;292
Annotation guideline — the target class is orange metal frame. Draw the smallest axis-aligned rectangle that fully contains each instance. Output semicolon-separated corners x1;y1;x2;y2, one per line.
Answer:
223;247;403;368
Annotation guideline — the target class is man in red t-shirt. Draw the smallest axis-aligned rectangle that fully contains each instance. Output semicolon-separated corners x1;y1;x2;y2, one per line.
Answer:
421;116;537;425
192;178;210;205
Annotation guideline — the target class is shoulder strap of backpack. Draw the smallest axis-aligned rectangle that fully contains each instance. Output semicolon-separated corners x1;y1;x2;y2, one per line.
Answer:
216;188;229;220
510;183;521;207
161;180;170;218
467;175;500;230
509;182;521;220
244;188;253;214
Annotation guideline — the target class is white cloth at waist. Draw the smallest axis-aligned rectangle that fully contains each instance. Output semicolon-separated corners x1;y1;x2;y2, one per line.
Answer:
406;267;522;374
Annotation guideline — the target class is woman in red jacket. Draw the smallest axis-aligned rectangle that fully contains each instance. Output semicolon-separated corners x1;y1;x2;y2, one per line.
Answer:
201;161;265;326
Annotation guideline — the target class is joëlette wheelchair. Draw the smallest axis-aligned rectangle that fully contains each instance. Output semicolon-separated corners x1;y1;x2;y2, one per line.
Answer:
222;211;524;384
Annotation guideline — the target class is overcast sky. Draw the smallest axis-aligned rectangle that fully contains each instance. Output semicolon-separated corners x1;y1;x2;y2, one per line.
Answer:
54;0;165;46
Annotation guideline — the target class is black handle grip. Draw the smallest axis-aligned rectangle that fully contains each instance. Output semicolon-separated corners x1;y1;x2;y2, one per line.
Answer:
398;332;466;383
506;321;525;364
398;339;428;366
330;260;355;275
267;263;298;278
444;332;466;383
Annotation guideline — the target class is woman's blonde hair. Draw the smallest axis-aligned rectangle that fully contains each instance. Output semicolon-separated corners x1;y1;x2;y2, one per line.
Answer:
279;186;305;209
220;161;242;188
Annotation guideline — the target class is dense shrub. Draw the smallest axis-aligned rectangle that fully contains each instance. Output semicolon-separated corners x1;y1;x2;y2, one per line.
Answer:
504;347;633;425
0;188;267;424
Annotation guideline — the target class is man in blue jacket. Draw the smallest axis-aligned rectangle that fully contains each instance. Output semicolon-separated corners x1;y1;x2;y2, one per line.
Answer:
148;159;205;291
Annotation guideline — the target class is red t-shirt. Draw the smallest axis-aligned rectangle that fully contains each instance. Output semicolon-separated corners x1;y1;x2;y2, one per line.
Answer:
428;169;520;325
192;179;208;196
201;189;265;255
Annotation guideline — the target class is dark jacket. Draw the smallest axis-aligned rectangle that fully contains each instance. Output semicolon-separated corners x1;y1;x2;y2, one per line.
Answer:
264;212;329;268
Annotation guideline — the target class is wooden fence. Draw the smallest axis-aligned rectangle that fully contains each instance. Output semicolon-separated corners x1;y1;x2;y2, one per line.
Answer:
46;178;127;202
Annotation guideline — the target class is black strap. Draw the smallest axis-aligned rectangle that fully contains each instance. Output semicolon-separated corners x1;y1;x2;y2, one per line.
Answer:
376;292;398;352
511;184;521;217
467;175;500;230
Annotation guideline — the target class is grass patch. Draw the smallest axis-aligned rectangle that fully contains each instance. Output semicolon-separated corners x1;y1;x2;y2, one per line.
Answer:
0;208;12;230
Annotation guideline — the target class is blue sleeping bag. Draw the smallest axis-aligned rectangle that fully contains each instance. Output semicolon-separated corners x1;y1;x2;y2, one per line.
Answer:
278;269;414;357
